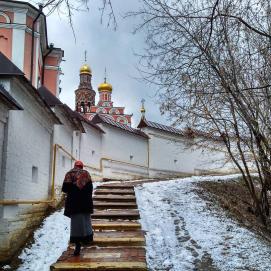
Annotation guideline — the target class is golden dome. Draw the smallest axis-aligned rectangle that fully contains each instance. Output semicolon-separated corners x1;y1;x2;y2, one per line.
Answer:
80;64;92;75
98;81;113;92
140;107;146;113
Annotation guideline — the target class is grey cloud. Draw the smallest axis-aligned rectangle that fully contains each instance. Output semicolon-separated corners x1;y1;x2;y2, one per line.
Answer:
31;0;169;127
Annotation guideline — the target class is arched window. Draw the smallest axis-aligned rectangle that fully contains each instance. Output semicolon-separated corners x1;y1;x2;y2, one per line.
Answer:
87;102;91;112
80;101;85;113
0;12;11;23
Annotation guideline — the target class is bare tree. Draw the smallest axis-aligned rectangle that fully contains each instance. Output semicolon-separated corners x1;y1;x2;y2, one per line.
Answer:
31;0;117;30
131;0;271;224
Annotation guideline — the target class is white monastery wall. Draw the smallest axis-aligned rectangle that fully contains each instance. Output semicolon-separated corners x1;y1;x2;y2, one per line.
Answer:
98;124;149;179
143;127;236;178
72;130;81;161
191;137;237;174
79;123;103;180
0;103;9;206
0;78;55;261
1;79;54;204
52;108;74;194
145;128;195;177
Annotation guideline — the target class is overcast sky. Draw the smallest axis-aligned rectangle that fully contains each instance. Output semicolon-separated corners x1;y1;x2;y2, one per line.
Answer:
29;0;169;127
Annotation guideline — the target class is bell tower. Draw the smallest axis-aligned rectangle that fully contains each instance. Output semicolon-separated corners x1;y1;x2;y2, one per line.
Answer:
75;52;96;113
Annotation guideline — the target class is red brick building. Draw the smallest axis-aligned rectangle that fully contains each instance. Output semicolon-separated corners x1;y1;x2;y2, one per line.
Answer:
0;0;63;96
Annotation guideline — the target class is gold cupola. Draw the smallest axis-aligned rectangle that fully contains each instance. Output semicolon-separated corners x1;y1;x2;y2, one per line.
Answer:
98;81;113;92
80;64;92;75
98;68;113;93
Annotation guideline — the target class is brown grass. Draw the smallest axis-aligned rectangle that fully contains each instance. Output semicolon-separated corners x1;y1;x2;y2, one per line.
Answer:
195;178;271;243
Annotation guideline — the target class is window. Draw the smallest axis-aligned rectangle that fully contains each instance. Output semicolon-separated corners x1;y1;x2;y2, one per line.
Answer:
62;156;65;167
80;102;85;113
87;102;91;112
37;77;41;88
32;166;38;183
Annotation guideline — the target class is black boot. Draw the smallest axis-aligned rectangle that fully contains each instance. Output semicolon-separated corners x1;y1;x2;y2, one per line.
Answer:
73;242;81;256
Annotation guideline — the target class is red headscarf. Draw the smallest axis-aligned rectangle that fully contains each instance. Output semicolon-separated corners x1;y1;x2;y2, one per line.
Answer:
64;166;91;190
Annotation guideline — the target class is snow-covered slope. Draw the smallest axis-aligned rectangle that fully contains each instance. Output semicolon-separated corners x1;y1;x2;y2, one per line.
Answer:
135;175;271;271
17;209;70;271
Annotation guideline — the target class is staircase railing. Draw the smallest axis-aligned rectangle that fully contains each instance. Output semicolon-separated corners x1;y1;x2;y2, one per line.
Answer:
0;144;148;206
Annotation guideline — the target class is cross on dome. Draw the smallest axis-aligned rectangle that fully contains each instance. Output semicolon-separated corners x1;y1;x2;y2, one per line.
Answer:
98;67;112;92
140;98;146;118
80;50;92;75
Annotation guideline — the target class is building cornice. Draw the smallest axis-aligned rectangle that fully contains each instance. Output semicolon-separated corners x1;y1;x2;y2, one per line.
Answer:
0;23;40;38
0;1;43;18
44;65;61;71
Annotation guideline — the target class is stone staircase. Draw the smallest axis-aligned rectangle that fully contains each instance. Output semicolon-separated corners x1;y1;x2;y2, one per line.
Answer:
50;183;147;270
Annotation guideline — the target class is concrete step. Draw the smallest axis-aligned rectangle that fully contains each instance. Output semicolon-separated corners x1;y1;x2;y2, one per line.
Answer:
97;184;135;190
92;230;145;247
92;219;141;231
93;195;136;202
51;247;147;270
93;201;137;210
95;189;135;195
92;209;140;220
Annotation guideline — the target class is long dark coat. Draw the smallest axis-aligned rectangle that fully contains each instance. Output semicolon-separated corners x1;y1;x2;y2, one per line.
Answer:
62;168;93;218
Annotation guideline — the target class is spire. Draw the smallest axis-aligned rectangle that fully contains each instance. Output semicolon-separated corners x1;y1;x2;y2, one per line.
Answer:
80;50;91;75
98;67;112;92
84;50;87;62
104;67;107;83
140;98;146;119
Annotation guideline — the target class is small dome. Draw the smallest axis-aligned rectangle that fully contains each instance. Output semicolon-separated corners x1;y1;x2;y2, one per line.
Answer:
80;64;92;75
98;81;113;92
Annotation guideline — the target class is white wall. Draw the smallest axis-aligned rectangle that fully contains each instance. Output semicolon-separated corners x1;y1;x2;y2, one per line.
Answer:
79;123;103;180
0;78;56;261
52;107;74;193
143;127;236;177
0;78;55;213
0;103;9;206
98;124;149;179
72;130;81;160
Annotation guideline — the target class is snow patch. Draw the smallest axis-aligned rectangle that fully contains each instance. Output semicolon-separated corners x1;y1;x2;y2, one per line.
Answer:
17;208;70;271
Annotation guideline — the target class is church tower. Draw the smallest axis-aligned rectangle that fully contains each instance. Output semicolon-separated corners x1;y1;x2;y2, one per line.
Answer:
75;63;96;113
75;63;133;126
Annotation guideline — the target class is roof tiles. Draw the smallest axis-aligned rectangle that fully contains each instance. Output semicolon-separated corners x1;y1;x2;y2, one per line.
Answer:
92;114;149;138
